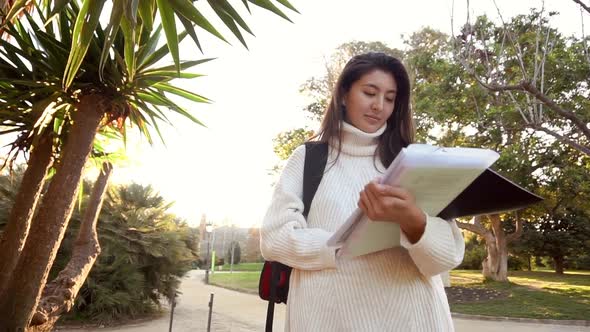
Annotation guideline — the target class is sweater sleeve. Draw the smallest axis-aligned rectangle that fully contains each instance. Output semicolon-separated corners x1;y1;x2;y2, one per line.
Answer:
260;145;338;271
400;214;465;277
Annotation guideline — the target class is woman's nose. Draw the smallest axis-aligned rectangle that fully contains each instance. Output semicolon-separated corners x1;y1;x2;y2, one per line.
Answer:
372;98;384;112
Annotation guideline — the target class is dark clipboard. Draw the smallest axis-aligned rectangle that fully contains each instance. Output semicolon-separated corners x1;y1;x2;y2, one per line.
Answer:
437;168;543;220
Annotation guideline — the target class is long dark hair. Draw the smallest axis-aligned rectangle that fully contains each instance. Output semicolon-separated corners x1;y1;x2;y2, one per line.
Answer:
313;52;414;167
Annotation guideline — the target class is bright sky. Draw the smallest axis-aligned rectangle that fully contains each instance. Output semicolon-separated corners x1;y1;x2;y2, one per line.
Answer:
105;0;583;228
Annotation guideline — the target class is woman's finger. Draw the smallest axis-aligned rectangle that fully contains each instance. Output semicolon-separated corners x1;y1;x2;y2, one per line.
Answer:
358;196;368;213
365;184;382;210
359;190;375;217
376;184;413;201
365;181;382;198
359;191;371;214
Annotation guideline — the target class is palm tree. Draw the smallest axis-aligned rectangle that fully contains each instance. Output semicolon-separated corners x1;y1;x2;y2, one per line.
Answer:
99;183;198;307
0;0;297;328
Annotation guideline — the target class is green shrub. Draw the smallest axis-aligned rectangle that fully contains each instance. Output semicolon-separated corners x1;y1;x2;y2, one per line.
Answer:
458;234;486;270
225;241;241;265
508;255;528;271
459;245;486;269
49;183;199;324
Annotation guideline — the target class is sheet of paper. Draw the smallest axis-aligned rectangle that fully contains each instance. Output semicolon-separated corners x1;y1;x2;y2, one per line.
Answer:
398;167;485;216
341;218;401;257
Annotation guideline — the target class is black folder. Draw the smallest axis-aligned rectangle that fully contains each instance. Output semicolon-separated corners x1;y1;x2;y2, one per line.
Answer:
437;168;543;220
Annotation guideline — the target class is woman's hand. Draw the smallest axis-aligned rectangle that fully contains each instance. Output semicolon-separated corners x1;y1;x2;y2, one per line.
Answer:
358;179;426;244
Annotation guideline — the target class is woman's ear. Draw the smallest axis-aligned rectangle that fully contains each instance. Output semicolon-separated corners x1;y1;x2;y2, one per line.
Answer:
341;91;347;106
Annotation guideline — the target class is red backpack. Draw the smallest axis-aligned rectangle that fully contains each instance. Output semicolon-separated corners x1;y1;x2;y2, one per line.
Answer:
258;142;328;332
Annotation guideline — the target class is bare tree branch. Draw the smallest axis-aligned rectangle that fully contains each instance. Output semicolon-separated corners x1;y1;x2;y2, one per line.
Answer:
538;27;553;122
457;216;489;236
476;79;525;92
507;212;523;244
534;126;590;155
579;3;590;65
521;81;590;140
573;0;590;14
470;75;590;145
532;0;545;85
506;91;531;124
493;0;528;78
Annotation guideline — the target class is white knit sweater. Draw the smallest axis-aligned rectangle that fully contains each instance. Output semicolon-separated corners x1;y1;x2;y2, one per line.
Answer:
260;122;465;332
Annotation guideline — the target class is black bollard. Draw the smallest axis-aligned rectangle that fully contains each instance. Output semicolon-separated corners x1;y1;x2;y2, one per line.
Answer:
207;293;214;332
168;296;176;332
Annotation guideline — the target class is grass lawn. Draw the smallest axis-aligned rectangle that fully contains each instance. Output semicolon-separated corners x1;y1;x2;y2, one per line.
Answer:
219;262;264;272
209;271;260;294
210;269;590;321
450;270;590;320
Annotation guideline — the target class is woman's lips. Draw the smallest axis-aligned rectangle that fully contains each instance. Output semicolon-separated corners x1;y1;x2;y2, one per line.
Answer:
364;114;381;123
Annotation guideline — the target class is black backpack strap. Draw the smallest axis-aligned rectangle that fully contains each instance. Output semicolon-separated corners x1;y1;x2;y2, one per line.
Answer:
302;142;329;218
265;142;329;332
265;262;280;332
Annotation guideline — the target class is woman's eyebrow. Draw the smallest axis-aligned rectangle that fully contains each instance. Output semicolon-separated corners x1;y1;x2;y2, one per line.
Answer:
362;83;397;94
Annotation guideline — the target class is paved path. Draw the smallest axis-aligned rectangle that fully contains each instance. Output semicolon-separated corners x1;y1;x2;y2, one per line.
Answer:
58;270;589;332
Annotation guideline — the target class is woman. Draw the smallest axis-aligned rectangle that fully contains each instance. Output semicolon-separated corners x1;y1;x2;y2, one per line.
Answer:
260;52;464;331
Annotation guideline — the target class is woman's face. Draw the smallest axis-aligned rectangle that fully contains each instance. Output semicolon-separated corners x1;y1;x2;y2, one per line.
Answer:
343;69;397;133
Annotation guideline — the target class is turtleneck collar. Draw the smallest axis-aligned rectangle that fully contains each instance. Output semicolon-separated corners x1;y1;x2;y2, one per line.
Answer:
336;121;386;157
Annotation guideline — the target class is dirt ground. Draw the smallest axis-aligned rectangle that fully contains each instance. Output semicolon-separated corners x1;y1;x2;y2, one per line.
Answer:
445;285;508;304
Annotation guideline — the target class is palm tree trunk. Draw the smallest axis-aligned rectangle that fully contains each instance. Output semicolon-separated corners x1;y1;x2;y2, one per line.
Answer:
29;162;113;331
0;94;106;329
0;133;53;295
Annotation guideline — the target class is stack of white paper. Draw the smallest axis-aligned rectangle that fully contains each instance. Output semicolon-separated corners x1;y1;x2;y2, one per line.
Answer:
327;144;499;257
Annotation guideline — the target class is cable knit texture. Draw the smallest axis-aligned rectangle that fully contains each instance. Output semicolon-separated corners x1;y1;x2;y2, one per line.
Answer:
260;122;465;331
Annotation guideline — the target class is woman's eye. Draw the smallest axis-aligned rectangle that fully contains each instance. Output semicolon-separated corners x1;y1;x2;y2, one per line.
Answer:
364;92;376;96
386;98;395;103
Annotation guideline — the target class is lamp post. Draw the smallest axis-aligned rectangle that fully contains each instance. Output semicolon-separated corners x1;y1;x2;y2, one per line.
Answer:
205;222;213;284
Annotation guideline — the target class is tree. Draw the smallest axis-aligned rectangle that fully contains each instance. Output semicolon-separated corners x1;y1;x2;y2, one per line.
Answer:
455;2;590;156
458;214;524;281
0;0;297;328
532;208;590;274
226;241;241;265
515;146;590;274
0;135;53;295
404;25;563;281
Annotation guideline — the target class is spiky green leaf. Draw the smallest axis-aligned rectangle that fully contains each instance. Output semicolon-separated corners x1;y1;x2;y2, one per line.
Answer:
177;15;202;53
153;82;211;103
137;0;156;32
156;0;179;73
63;0;106;89
168;0;227;42
248;0;292;22
99;0;124;80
